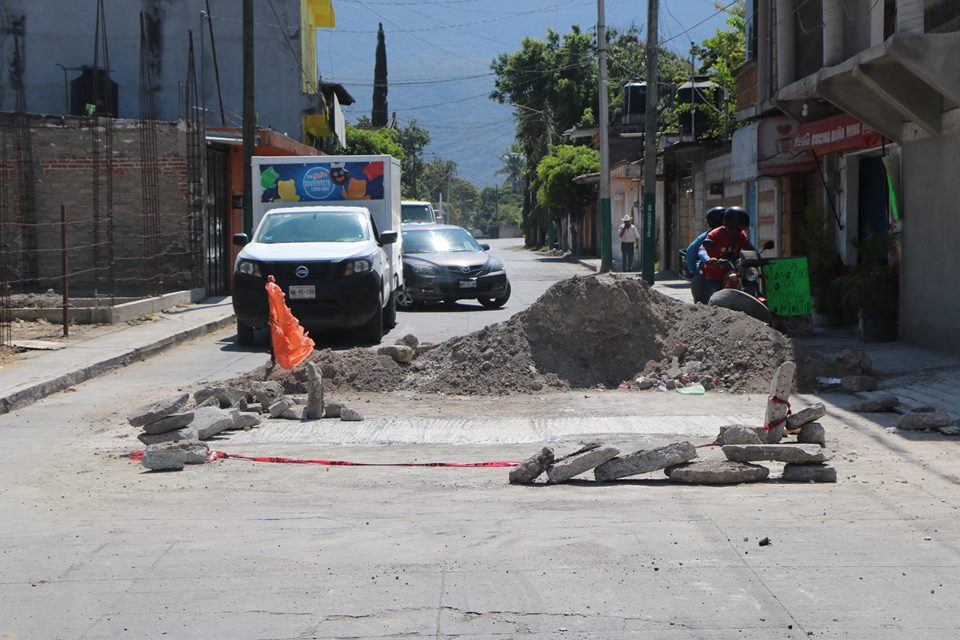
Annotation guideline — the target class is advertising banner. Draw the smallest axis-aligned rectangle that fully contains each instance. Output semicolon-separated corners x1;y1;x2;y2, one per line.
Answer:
258;161;385;204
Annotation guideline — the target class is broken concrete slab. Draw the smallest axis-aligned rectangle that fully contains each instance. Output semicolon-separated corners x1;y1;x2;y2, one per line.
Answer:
242;403;263;414
781;463;837;482
323;402;343;419
268;397;296;419
553;442;601;464
306;361;324;420
194;386;249;409
939;424;960;436
141;411;195;435
666;459;769;484
718;425;765;445
546;446;619;484
141;440;209;471
850;394;901;413
127;393;190;428
797;422;826;446
786;403;826;430
193;407;241;440
897;411;951;431
841;375;878;393
594;442;697;482
251;381;285;407
227;413;262;431
508;447;555;484
764;361;796;443
378;344;414;364
195;396;220;409
340;408;364;422
722;443;828;464
395;333;419;350
837;348;872;374
138;428;199;446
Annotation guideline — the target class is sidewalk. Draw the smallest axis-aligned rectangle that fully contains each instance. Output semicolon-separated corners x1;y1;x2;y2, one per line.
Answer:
0;296;235;414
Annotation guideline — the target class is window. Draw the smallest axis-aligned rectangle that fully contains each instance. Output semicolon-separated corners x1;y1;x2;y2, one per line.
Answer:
745;0;759;61
402;228;483;254
256;211;368;244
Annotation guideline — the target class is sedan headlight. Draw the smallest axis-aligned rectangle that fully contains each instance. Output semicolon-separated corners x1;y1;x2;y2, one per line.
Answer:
743;266;760;282
407;260;438;275
236;259;263;277
486;257;505;273
344;255;374;276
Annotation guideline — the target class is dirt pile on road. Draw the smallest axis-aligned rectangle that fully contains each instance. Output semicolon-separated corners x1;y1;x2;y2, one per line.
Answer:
240;275;836;395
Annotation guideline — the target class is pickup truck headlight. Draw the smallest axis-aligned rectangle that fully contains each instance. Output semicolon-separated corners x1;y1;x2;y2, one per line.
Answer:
236;259;263;277
344;256;374;276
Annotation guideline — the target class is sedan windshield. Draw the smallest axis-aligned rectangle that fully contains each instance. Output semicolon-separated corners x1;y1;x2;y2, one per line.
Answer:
403;228;482;254
401;204;434;223
255;211;368;244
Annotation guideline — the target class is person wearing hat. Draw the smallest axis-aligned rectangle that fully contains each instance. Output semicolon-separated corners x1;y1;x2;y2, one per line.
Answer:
618;215;641;271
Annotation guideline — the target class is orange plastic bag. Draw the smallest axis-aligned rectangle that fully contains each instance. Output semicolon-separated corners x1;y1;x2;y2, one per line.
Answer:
265;275;315;369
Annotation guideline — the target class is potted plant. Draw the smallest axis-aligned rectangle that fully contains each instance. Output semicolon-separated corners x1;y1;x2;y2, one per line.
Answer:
802;207;844;325
840;230;899;342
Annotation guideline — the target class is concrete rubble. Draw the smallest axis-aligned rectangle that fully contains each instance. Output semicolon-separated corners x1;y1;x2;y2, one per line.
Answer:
841;375;878;393
194;386;249;409
192;407;242;440
508;447;555;484
324;402;343;418
305;362;324;420
798;422;827;446
268;397;302;420
141;440;209;471
593;442;697;482
546;446;619;483
850;394;901;413
378;344;414;364
717;425;765;445
897;410;952;431
140;411;194;435
340;408;364;422
250;381;285;407
781;463;837;483
666;460;770;484
786;403;826;430
764;361;795;443
127;393;190;428
722;443;828;464
138;428;199;446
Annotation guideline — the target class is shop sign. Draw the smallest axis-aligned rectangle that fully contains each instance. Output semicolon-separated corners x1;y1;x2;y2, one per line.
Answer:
793;114;885;156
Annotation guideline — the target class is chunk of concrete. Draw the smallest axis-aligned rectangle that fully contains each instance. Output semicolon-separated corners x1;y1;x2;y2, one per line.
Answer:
396;333;419;350
340;408;364;422
242;403;263;414
195;396;220;409
251;381;285;407
666;459;769;484
227;412;262;430
841;375;878;393
594;442;697;482
717;425;765;445
323;402;343;419
141;440;209;471
546;446;619;484
723;443;828;464
268;397;296;419
127;393;190;428
306;361;324;420
797;422;826;446
781;463;837;483
509;447;555;484
897;411;951;431
837;348;872;374
850;394;900;413
552;442;601;464
193;407;241;440
786;403;826;430
764;361;796;443
138;428;199;446
141;411;195;435
194;386;249;409
378;344;414;364
939;424;960;436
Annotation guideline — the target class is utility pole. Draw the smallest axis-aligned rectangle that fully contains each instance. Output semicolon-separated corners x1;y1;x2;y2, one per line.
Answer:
598;0;612;271
242;0;254;237
543;102;555;250
641;0;659;283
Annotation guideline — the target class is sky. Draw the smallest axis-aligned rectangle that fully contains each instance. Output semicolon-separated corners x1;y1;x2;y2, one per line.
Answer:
317;0;736;187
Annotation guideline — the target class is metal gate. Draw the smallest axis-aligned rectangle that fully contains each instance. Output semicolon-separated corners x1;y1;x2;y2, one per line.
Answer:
205;147;229;296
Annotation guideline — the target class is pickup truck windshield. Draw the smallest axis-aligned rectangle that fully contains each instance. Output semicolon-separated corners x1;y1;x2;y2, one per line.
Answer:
255;211;369;244
401;204;434;223
403;227;482;253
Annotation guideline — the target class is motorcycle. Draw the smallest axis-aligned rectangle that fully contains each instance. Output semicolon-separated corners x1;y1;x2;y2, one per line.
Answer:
706;240;776;323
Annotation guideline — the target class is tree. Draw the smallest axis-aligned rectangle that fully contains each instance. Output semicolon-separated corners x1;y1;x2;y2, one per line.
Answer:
372;23;388;127
495;145;526;192
535;144;599;213
338;125;404;158
683;5;745;139
396;120;431;198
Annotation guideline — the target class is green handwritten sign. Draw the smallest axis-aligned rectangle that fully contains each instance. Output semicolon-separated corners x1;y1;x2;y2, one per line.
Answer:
763;258;812;317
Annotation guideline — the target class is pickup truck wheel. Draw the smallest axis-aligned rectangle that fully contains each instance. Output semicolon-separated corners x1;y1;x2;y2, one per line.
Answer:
236;320;254;345
384;290;398;329
366;295;384;343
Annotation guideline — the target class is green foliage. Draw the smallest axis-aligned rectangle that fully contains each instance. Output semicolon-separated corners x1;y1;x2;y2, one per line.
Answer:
495;145;526;192
802;207;844;317
396;120;431;198
338;125;404;159
535;144;599;213
841;230;900;309
372;23;388;128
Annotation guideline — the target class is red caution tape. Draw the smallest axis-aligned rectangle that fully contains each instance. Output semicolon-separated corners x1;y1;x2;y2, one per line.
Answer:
763;395;792;432
130;450;520;468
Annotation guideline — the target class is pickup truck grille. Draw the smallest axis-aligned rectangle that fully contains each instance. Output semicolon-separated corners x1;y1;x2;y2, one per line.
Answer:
261;261;338;281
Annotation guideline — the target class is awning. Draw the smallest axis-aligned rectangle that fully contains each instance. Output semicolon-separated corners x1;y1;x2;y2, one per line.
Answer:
791;113;886;156
731;115;816;183
776;32;960;142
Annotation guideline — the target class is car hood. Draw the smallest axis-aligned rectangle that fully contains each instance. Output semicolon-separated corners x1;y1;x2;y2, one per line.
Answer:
403;251;489;268
239;241;375;262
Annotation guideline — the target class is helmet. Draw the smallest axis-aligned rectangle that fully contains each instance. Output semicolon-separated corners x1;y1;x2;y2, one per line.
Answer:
726;206;748;228
705;207;725;229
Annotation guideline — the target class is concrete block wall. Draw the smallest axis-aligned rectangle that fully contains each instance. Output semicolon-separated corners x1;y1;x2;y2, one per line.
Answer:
0;113;197;296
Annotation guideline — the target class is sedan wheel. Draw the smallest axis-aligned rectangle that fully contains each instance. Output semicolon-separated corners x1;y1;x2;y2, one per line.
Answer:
396;286;418;310
477;282;511;309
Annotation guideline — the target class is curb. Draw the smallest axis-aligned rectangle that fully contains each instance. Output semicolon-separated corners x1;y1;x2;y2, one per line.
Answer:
575;258;599;272
0;313;235;415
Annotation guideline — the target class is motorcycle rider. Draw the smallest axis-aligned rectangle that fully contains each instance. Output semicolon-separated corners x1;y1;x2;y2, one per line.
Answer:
684;207;726;303
699;207;754;302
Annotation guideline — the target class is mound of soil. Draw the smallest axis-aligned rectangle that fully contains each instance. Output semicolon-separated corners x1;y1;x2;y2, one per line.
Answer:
239;275;841;396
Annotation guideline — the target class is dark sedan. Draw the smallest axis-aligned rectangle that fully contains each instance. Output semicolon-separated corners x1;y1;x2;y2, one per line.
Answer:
397;224;511;309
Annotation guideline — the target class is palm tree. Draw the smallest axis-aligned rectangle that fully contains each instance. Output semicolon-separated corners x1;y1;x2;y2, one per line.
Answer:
496;146;525;193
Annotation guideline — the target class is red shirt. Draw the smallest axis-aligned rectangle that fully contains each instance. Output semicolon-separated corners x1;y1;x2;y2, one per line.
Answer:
703;227;752;281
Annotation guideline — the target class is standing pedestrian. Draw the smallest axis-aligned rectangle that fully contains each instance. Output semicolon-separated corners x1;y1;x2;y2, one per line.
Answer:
618;215;640;271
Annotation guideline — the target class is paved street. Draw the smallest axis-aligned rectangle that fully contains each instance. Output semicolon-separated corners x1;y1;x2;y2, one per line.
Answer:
2;246;960;639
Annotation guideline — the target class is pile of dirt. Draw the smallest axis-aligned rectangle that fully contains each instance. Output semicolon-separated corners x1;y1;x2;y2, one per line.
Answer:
239;275;842;396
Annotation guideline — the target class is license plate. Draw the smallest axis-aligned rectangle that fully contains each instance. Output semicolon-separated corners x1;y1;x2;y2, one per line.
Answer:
459;280;477;289
288;285;315;299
